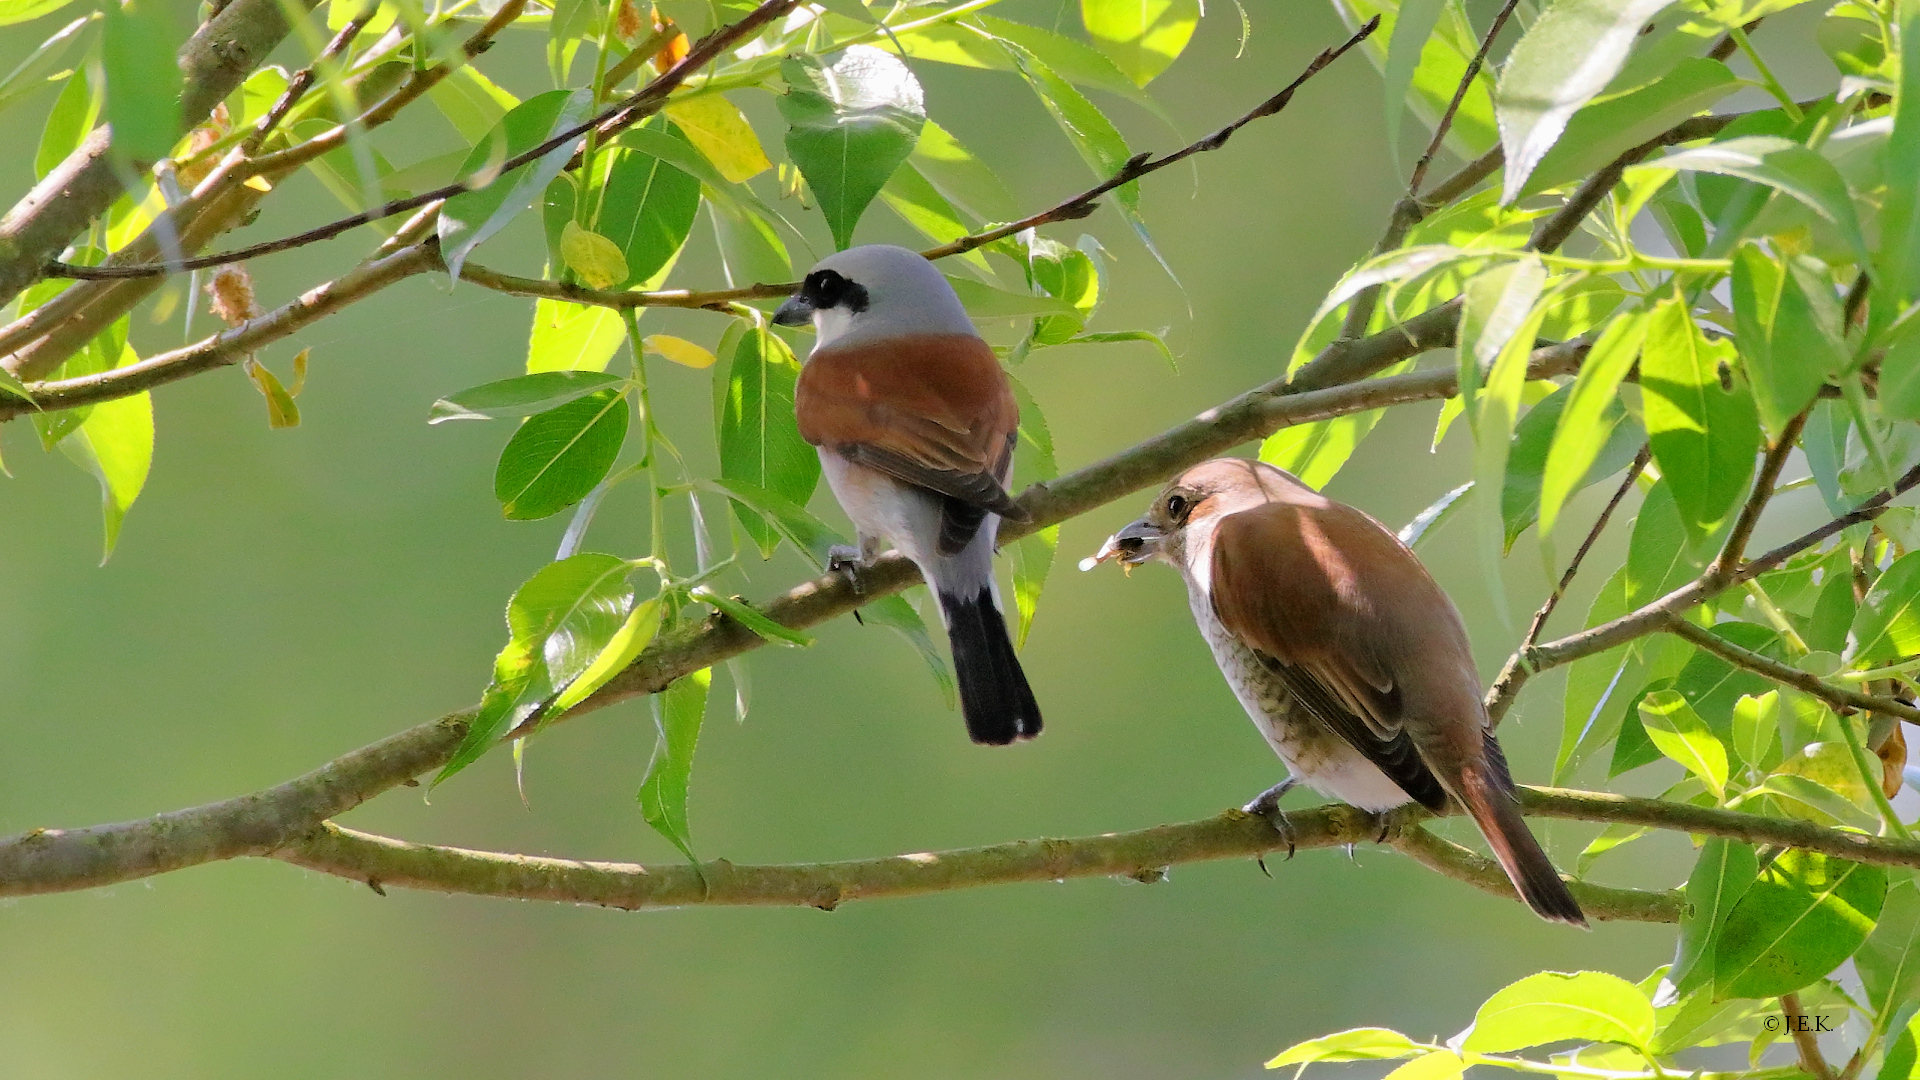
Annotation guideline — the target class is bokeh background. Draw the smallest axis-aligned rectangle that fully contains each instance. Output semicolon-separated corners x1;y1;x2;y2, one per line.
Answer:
0;3;1865;1077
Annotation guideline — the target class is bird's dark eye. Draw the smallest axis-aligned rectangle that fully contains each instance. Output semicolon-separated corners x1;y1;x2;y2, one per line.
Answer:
1165;493;1189;520
802;269;870;314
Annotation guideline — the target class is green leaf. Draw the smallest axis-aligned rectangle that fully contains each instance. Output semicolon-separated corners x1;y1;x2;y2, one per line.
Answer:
1382;0;1446;174
426;63;518;144
0;0;73;26
973;15;1154;106
663;94;772;183
5;15;91;125
1262;410;1388;492
778;46;926;250
1640;294;1760;548
60;384;151;563
857;592;956;708
1398;481;1473;550
33;56;96;181
945;276;1082;321
1265;1028;1420;1068
1714;849;1886;999
548;596;662;715
1502;382;1643;551
639;666;712;861
1671;840;1760;998
494;388;631;520
1382;1052;1464;1080
1731;244;1848;439
1539;310;1647;537
593;129;703;287
1874;1;1920;306
435;554;634;785
527;298;627;374
430;371;626;423
439;88;592;278
1459;970;1656;1053
559;221;628;289
1857;876;1920;1018
1637;690;1729;798
1009;376;1056;648
690;585;814;647
1002;42;1136;214
1518;58;1740;199
1660;136;1870;262
101;0;181;162
701;477;844;570
1495;0;1678;203
1767;741;1881;830
880;161;975;250
717;327;819;558
1852;552;1920;665
910;120;1017;221
1457;257;1548;412
1731;691;1784;774
1079;0;1198;86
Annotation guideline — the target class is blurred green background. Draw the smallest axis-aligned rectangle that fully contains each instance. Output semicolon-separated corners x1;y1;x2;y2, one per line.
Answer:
0;3;1849;1076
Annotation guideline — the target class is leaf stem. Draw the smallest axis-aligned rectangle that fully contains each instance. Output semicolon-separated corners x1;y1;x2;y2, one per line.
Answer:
1728;24;1803;120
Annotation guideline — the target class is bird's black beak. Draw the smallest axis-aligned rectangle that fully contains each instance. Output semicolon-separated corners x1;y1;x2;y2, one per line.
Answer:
1080;516;1163;574
771;294;814;327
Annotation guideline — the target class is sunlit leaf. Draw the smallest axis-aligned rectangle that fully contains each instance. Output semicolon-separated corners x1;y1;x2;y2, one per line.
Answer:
1714;849;1886;999
1010;376;1056;647
1266;1028;1420;1068
243;359;300;429
1382;0;1446;174
1458;970;1655;1052
1873;1;1920;306
779;47;926;250
1502;381;1643;550
548;596;662;715
1518;58;1739;199
644;335;716;369
592;129;703;287
559;221;629;289
1660;135;1870;262
664;93;772;182
1857;877;1920;1020
528;298;627;374
1539;310;1646;537
1731;244;1847;439
1640;295;1760;548
1496;0;1677;203
1852;552;1920;665
1079;0;1198;86
1382;1052;1463;1080
60;380;150;564
495;388;631;520
0;0;72;26
1398;481;1473;549
1262;410;1388;492
1638;690;1729;798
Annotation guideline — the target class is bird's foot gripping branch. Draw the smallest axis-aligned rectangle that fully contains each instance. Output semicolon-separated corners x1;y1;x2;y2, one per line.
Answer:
1;0;1919;1071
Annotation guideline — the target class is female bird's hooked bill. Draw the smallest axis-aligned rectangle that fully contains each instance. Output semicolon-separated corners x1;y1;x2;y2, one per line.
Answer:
1087;457;1586;926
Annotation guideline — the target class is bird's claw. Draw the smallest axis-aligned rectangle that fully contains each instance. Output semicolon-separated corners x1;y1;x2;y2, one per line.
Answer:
828;545;866;580
1243;778;1298;860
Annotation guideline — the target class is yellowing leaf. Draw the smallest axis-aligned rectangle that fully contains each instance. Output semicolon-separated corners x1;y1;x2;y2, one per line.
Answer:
665;94;772;182
244;357;300;429
644;334;716;369
560;221;630;290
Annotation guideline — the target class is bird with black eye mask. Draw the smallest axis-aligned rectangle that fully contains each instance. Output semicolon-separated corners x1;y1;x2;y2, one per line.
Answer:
774;245;1042;746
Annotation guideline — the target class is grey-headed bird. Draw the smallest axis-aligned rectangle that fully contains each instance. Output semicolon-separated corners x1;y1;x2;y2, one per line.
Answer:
775;245;1041;745
1087;458;1585;925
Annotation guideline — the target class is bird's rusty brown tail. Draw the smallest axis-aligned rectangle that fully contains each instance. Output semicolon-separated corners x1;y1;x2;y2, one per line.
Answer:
1457;740;1588;927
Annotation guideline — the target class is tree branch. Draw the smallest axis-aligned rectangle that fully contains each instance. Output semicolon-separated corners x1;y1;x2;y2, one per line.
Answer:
1661;615;1920;726
0;243;438;420
1387;823;1680;922
270;805;1681;921
918;17;1380;261
1486;444;1649;723
1711;408;1809;584
1783;991;1840;1080
0;0;320;305
43;0;802;281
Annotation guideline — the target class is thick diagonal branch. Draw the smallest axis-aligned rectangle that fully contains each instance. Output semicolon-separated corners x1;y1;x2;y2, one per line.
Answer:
0;0;320;306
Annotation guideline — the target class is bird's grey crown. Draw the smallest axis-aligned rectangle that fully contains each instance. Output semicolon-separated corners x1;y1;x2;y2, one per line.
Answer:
803;244;978;351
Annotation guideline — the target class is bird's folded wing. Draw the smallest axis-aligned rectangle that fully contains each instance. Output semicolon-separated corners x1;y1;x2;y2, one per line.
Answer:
795;333;1024;517
1210;501;1447;811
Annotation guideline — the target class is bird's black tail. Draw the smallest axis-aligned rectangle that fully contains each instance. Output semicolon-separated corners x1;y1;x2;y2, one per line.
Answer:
939;587;1042;745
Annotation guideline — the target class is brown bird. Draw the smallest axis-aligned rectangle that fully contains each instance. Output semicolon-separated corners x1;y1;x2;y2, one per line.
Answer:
1087;458;1585;925
776;245;1041;745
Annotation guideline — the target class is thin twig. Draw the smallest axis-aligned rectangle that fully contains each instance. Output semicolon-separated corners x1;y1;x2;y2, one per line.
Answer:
1485;444;1648;722
456;259;790;309
918;17;1379;261
1528;112;1746;253
43;0;803;280
1711;408;1810;583
241;5;377;154
1783;992;1839;1080
1707;19;1762;63
1661;616;1920;726
1406;0;1519;198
